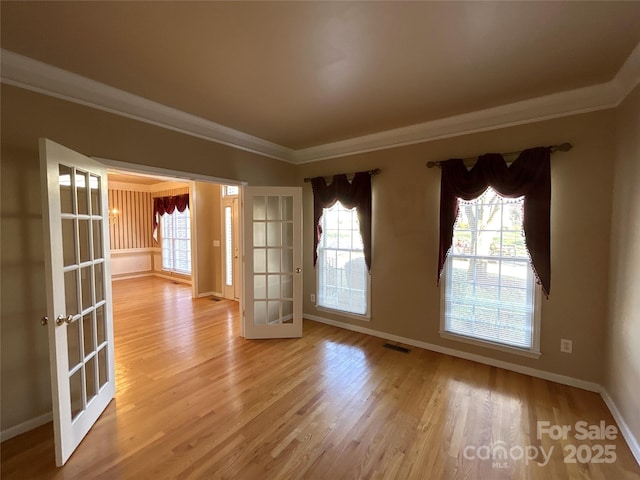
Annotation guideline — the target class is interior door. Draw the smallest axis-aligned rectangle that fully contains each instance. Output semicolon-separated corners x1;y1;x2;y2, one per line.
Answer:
242;187;302;339
39;139;115;466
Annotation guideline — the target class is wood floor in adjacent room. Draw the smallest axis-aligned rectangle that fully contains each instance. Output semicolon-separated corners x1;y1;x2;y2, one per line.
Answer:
1;277;638;480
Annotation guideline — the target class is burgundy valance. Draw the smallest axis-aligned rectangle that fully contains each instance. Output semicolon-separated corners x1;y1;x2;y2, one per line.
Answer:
438;147;551;296
152;194;189;241
311;172;372;271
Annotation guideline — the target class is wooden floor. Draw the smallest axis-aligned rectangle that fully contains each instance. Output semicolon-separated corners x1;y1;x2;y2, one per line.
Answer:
2;277;639;479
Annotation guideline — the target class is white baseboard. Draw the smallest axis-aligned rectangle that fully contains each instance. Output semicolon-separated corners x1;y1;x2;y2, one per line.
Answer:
1;412;52;442
304;313;600;392
111;272;154;281
152;273;192;285
196;291;215;298
600;388;640;466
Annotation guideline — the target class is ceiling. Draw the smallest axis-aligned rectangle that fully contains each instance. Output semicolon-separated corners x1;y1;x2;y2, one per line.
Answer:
2;1;640;162
107;171;171;186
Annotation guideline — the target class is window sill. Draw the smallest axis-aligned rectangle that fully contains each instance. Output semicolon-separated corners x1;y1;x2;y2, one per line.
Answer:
439;331;541;359
315;305;370;322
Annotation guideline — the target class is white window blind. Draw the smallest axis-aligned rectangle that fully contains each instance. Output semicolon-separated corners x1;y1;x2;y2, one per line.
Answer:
161;207;191;274
317;201;369;316
443;187;538;351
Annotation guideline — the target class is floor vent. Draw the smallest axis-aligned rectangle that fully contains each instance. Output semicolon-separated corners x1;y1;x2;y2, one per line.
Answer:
383;343;410;353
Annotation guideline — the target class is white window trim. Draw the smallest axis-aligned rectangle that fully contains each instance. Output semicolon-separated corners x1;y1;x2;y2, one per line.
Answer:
314;272;372;321
439;265;542;358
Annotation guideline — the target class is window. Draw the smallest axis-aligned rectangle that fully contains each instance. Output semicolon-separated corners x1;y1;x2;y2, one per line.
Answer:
224;206;233;286
317;201;369;316
441;187;540;356
223;185;239;196
161;207;191;274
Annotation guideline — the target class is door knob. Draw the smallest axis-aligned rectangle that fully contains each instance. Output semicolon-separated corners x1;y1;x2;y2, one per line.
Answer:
41;316;49;326
56;314;74;326
296;268;302;273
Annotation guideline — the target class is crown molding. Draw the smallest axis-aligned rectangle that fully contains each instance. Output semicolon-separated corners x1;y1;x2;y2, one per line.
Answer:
2;43;639;164
292;81;620;163
0;50;294;162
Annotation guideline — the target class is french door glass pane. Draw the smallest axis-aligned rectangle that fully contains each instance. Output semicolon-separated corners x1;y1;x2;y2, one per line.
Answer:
254;301;267;325
85;356;97;403
254;275;266;299
83;313;94;355
78;219;90;263
253;196;266;220
76;170;89;215
95;263;105;303
267;196;280;220
67;319;81;369
92;220;103;260
59;164;74;214
64;270;79;316
69;369;83;420
62;219;76;267
98;346;108;389
96;305;106;346
90;174;101;215
81;267;92;311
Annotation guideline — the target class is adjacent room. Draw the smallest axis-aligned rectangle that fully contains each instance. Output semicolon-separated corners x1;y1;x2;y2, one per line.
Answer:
1;2;640;479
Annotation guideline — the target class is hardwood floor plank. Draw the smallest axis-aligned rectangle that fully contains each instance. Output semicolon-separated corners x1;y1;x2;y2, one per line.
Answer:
1;277;639;479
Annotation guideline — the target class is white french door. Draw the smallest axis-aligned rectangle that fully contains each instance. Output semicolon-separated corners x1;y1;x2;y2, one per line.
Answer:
39;139;115;466
242;187;302;339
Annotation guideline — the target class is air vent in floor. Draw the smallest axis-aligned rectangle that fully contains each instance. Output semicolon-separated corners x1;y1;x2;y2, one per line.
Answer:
383;343;410;353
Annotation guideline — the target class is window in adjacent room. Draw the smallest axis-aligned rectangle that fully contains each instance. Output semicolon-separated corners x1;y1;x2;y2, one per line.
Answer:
161;206;192;274
317;201;370;317
441;187;541;356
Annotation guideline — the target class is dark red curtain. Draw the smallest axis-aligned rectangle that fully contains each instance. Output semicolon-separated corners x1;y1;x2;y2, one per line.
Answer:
152;194;189;240
311;172;372;271
438;147;551;296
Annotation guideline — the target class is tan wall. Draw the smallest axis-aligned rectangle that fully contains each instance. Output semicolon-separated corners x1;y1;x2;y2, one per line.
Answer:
0;84;295;433
298;109;615;383
193;182;223;296
0;145;52;434
606;84;640;443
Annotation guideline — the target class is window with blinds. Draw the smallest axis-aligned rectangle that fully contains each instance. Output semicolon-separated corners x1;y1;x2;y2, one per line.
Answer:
161;207;191;274
317;201;369;317
441;187;540;355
